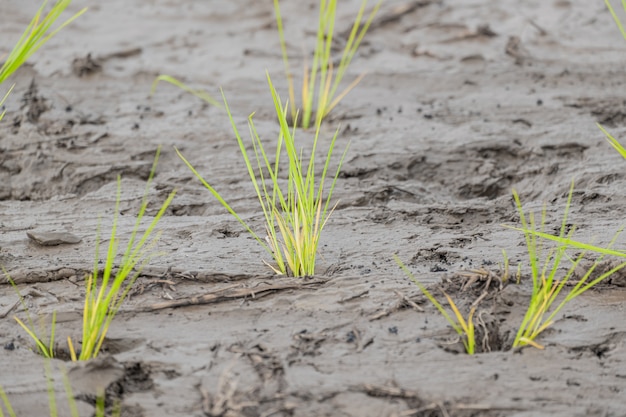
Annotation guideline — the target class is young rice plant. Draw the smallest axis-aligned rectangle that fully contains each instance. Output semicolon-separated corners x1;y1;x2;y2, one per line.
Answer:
0;0;85;107
273;0;381;128
394;256;476;355
9;149;175;361
68;149;176;361
177;72;348;277
508;182;626;349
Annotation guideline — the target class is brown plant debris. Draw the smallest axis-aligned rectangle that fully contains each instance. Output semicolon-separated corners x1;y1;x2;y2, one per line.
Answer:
145;277;329;311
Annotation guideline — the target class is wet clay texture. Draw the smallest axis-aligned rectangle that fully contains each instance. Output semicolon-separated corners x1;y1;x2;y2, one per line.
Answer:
2;1;626;416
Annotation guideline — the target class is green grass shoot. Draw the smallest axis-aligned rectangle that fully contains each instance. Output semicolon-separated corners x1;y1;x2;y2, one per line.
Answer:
394;255;476;355
605;0;626;40
273;0;381;128
598;1;626;157
508;181;626;349
0;386;17;417
0;0;85;86
150;75;222;108
68;148;176;361
3;268;57;358
7;149;175;361
598;123;626;159
177;72;347;277
0;86;14;121
0;0;85;121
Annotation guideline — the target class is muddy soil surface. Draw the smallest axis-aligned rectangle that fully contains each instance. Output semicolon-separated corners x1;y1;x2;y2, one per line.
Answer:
2;1;626;416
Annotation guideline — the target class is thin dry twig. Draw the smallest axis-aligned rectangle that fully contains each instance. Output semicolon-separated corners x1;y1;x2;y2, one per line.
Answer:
368;290;423;321
338;290;369;303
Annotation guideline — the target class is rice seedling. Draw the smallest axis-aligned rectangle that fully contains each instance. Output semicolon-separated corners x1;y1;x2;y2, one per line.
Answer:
0;0;86;100
177;72;347;277
8;149;175;360
0;0;86;84
3;266;58;357
507;182;626;349
273;0;382;128
67;148;176;361
394;255;476;355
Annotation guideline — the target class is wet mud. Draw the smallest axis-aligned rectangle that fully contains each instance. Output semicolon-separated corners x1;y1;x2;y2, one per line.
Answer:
2;0;626;416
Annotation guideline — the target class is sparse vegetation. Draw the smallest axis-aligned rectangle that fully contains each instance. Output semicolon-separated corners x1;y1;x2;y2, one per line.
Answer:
9;149;175;361
395;255;476;355
508;182;626;349
0;0;85;107
177;72;347;276
273;0;381;128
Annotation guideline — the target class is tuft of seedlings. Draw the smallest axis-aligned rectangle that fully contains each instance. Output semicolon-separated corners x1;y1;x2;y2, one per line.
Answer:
177;72;348;277
8;149;175;361
69;149;175;361
395;256;476;355
0;0;86;102
508;181;626;349
273;0;381;128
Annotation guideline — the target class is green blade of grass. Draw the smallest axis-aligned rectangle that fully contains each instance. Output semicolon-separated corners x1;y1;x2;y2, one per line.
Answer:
605;0;626;40
0;0;86;84
394;255;475;354
0;386;17;417
509;182;626;348
173;72;346;276
3;268;56;358
151;75;222;108
597;123;626;159
273;0;380;128
77;148;176;360
0;86;15;121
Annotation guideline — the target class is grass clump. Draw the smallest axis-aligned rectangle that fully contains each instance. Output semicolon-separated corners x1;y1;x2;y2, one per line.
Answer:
395;256;476;355
69;149;175;361
177;72;347;277
0;0;85;103
8;149;175;361
508;181;626;349
273;0;381;128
